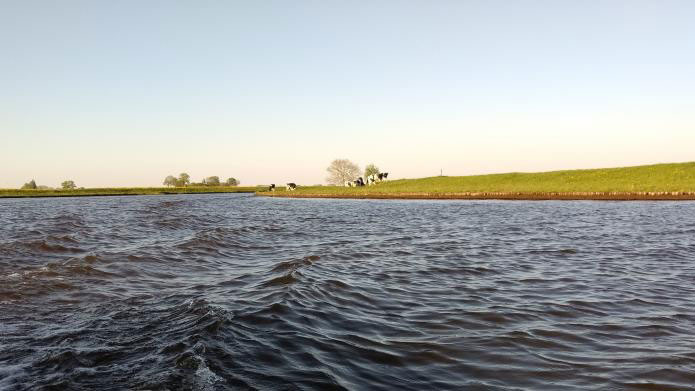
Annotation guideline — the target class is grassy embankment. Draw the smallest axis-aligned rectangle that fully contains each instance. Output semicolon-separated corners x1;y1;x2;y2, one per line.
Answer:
0;186;260;198
258;162;695;200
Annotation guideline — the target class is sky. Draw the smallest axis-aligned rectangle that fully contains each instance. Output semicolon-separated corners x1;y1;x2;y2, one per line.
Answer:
2;0;694;187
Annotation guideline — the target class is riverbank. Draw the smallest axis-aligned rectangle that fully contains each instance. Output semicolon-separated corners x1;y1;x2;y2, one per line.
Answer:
0;186;260;198
256;162;695;200
258;191;695;200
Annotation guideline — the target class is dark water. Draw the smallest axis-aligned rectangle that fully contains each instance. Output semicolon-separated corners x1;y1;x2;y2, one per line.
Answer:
1;194;695;390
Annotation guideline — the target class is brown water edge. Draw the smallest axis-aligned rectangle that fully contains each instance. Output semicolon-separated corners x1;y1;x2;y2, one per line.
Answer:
256;191;695;201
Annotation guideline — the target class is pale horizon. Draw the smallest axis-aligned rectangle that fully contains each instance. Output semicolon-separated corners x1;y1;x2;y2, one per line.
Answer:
3;1;694;188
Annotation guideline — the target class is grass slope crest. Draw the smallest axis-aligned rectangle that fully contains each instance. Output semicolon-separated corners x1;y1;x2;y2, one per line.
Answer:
258;162;695;199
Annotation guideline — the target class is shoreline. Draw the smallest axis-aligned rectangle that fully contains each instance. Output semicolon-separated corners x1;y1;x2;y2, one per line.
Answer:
0;188;258;199
256;191;695;201
4;190;695;201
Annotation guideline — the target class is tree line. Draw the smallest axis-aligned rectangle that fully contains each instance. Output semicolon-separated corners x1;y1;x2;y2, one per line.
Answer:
163;173;239;187
17;174;239;189
21;179;78;190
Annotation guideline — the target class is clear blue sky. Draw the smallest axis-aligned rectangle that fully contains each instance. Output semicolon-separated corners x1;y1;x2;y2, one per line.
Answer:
2;0;694;187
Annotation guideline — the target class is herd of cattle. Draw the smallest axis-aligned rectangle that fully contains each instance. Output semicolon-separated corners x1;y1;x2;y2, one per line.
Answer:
344;172;389;187
266;172;388;191
267;183;296;191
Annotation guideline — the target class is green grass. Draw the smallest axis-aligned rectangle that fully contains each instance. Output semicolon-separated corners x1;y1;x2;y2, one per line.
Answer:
260;162;695;196
6;162;694;199
0;186;261;198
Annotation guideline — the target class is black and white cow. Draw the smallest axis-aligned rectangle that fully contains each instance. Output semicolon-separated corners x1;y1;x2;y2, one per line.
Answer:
286;183;297;191
344;177;364;187
366;172;389;185
268;184;276;191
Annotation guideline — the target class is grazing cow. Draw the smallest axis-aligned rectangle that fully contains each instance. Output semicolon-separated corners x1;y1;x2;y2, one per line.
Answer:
378;172;389;181
268;184;276;192
353;177;365;187
367;175;376;185
286;183;297;191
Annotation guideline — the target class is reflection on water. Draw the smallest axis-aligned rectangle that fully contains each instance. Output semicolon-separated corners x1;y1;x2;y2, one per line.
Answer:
1;194;695;390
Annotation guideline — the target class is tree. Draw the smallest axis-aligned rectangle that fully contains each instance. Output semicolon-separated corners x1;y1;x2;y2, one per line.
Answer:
177;173;190;187
21;179;37;190
326;159;360;185
163;175;177;187
225;177;239;186
364;163;380;179
61;180;76;189
203;176;220;186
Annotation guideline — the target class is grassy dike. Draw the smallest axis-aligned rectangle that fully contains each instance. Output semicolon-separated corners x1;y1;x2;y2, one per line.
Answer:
257;162;695;200
0;186;260;198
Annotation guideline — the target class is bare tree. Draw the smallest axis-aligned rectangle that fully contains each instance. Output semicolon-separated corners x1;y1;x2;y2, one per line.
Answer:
163;175;177;187
326;159;360;185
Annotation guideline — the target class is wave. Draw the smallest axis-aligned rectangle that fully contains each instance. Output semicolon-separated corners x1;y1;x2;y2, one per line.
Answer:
3;195;695;390
0;239;85;257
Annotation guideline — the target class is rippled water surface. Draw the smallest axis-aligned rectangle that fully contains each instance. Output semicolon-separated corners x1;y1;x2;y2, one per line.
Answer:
2;194;695;390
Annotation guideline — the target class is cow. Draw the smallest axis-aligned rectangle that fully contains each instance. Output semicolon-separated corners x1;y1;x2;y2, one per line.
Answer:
378;172;388;181
286;183;297;191
345;178;364;187
367;175;376;185
268;184;276;191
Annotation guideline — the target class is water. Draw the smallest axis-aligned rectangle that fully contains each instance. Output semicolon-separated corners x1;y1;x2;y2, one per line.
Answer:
1;194;695;390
